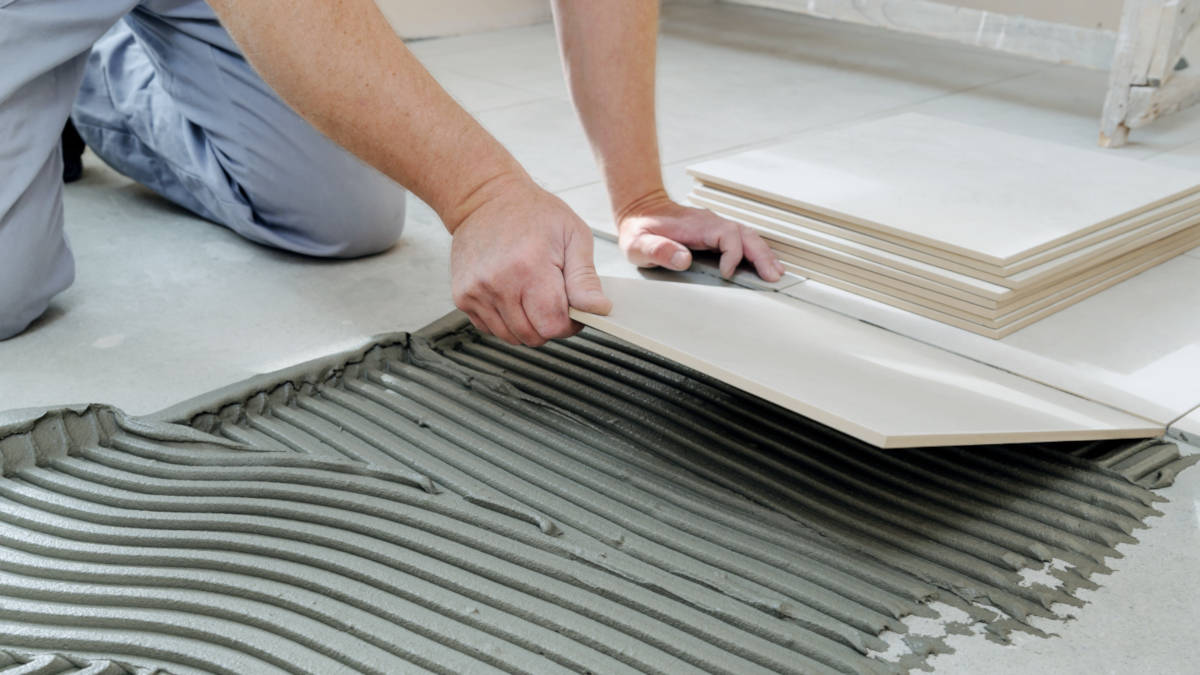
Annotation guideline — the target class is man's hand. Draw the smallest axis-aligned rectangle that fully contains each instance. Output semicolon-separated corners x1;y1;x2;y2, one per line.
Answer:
450;178;611;347
617;190;786;281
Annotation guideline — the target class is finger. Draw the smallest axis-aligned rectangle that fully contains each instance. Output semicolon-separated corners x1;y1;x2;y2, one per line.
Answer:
495;291;545;347
563;229;613;315
740;227;783;282
523;272;576;342
715;223;745;279
625;232;692;271
464;309;490;335
473;302;521;346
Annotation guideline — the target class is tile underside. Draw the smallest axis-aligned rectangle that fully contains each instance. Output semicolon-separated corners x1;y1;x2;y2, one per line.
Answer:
572;277;1161;447
0;316;1193;674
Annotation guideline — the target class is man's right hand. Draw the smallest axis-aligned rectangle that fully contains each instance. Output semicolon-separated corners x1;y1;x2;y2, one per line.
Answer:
449;177;612;347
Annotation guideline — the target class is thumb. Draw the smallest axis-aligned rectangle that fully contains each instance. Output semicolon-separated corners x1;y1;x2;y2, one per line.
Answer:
625;232;693;271
563;229;612;315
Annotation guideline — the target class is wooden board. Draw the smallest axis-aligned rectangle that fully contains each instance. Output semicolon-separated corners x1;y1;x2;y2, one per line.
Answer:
687;113;1200;266
570;276;1161;448
692;185;1200;291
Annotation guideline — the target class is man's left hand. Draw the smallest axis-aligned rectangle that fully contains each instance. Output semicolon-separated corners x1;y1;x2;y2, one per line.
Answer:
616;190;786;282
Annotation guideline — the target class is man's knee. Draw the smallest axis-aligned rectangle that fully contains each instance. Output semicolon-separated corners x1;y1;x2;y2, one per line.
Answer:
235;159;409;259
298;179;408;259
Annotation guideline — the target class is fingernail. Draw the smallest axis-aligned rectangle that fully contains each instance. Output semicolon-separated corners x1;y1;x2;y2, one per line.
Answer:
670;251;689;269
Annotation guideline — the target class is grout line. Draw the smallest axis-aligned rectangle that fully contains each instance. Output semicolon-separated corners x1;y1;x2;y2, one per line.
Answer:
465;93;563;115
1166;403;1200;429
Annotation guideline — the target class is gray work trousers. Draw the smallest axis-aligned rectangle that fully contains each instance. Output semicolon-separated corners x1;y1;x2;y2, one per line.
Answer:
0;0;408;340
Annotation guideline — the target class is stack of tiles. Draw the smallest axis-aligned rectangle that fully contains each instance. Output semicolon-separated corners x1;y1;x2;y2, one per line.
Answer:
687;114;1200;338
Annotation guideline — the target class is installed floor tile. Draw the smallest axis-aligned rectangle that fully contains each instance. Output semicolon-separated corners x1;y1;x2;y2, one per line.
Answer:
573;276;1160;448
1169;406;1200;445
0;155;454;416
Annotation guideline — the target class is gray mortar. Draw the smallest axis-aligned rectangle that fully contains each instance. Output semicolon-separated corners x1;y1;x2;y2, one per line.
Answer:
0;312;1192;674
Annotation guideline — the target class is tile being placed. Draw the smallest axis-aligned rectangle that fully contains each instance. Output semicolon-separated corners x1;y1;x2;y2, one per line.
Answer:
689;114;1200;266
570;276;1161;448
781;254;1200;425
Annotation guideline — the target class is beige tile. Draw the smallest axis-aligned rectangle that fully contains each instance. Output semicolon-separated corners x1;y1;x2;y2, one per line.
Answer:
694;184;1200;281
777;223;1200;321
701;193;1200;307
781;223;1200;337
781;255;1200;424
571;276;1161;448
690;114;1200;266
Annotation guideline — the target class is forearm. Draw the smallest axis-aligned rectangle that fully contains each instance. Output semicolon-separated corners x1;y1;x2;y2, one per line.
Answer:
208;0;527;232
552;0;664;219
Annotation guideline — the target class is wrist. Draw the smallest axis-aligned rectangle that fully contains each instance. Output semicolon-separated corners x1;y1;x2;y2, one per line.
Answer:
439;165;537;235
613;184;670;229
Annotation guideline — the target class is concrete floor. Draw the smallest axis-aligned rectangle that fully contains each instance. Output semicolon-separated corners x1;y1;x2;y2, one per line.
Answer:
1;2;1198;672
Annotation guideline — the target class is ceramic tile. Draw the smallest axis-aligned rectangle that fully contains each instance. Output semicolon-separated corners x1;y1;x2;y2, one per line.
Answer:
689;114;1200;266
0;155;456;416
781;254;1200;424
473;98;601;191
781;223;1200;337
570;276;1161;448
414;26;569;98
1168;406;1200;445
778;222;1200;321
413;60;548;113
710;196;1200;313
694;184;1200;281
403;22;557;59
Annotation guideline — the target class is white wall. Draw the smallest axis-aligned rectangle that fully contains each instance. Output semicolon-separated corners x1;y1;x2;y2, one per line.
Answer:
376;0;552;40
934;1;1123;30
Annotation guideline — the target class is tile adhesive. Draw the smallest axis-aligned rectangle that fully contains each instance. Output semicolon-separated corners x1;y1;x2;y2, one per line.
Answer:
0;314;1195;674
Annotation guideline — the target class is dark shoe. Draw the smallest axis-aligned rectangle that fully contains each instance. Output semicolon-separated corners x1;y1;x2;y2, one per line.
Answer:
62;119;85;183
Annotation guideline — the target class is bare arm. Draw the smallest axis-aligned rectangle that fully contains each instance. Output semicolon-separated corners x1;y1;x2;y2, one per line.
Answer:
552;0;782;281
208;0;517;229
208;0;610;345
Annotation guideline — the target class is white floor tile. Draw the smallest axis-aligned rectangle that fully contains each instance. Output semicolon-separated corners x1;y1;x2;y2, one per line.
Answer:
1170;406;1200;445
0;156;455;416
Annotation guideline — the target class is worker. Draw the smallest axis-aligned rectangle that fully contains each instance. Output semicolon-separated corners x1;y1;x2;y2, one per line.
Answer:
0;1;784;345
